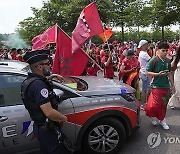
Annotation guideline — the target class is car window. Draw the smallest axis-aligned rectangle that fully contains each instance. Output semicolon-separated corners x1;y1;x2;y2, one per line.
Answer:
62;77;88;91
22;65;32;72
0;74;26;106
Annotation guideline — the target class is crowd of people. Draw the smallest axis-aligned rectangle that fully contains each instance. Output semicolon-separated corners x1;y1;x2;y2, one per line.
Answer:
83;39;180;130
86;39;180;130
1;39;180;131
0;48;30;61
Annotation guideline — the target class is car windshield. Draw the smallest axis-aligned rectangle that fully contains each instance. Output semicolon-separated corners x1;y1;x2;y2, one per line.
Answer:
21;65;31;72
60;76;88;91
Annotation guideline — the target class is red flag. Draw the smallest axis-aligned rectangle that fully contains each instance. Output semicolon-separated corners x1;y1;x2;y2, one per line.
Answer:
72;2;103;52
52;27;89;76
98;27;113;42
32;24;57;50
32;34;41;44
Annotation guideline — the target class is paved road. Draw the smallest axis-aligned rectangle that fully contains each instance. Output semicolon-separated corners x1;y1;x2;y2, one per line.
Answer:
118;107;180;154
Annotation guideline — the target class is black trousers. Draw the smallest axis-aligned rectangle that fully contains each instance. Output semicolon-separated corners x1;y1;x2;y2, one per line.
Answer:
33;124;66;154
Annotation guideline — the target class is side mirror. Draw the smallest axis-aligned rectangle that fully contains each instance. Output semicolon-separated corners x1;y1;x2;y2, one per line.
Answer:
53;89;64;97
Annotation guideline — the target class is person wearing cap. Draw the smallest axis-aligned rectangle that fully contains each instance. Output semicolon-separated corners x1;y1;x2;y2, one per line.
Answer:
21;50;67;154
144;42;175;130
120;49;140;88
138;40;151;110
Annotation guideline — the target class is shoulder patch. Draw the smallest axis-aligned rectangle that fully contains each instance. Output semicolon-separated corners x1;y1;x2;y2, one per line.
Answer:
40;88;48;98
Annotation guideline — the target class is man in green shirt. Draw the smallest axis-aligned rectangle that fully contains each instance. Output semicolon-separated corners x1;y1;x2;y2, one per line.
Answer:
145;42;175;130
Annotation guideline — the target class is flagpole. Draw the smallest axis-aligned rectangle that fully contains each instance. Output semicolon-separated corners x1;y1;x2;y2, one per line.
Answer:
86;49;103;71
103;29;111;52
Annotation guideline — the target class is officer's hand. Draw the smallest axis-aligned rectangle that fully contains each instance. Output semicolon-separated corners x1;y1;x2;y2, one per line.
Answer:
47;74;64;82
55;75;64;82
59;115;67;123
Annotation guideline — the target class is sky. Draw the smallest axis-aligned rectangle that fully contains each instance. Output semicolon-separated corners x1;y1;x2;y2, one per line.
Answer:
0;0;179;34
0;0;47;34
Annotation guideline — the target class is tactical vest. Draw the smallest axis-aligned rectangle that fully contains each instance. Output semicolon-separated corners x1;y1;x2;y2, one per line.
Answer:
21;77;58;125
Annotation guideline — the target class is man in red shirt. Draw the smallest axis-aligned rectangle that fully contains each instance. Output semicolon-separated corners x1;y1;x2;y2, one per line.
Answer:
85;49;100;76
16;49;24;62
101;44;114;79
10;48;17;60
120;49;140;88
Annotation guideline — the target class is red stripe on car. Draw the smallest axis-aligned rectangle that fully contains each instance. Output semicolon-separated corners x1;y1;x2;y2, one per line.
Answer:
66;106;137;128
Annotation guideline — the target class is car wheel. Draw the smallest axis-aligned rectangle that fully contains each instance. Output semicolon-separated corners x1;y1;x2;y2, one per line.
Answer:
82;117;126;154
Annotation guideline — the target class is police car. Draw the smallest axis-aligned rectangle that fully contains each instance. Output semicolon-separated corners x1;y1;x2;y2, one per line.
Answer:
0;63;140;154
0;60;31;72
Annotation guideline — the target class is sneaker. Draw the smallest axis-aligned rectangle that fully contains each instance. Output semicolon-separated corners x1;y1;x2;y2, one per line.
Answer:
170;106;175;110
160;119;169;130
150;117;158;126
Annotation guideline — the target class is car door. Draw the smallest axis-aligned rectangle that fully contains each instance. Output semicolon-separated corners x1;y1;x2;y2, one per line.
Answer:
53;86;76;145
0;73;39;154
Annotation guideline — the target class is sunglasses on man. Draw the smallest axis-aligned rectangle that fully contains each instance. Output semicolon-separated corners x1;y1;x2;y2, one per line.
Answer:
40;61;52;66
36;61;52;67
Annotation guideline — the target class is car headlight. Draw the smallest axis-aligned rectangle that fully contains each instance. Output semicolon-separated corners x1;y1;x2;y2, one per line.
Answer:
120;93;135;102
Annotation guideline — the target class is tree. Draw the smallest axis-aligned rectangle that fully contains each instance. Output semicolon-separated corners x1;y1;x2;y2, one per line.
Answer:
128;0;152;40
18;0;112;45
18;0;180;45
108;0;136;41
18;1;66;45
150;0;179;40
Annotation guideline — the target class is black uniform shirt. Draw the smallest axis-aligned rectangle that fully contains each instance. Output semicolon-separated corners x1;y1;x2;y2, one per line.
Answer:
26;73;51;106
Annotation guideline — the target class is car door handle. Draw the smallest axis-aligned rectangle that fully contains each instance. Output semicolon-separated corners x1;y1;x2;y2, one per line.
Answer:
0;116;8;122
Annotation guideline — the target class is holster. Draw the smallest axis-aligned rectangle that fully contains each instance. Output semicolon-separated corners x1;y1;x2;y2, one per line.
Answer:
45;120;58;131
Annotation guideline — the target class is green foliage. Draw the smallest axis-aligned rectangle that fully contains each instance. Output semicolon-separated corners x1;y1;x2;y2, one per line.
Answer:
128;0;152;27
107;28;177;43
18;0;90;45
17;0;180;46
150;0;180;39
164;28;177;41
151;0;177;26
0;41;4;48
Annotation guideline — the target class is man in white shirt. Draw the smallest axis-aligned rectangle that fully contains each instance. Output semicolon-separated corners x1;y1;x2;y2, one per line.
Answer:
138;40;151;109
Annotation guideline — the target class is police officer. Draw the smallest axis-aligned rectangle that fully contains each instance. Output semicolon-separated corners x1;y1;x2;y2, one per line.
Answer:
21;50;67;154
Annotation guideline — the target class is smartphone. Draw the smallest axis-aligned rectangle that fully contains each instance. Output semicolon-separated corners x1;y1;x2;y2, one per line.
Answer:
163;70;169;73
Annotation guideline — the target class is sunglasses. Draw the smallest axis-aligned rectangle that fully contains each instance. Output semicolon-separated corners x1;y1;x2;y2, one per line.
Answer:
39;61;52;66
